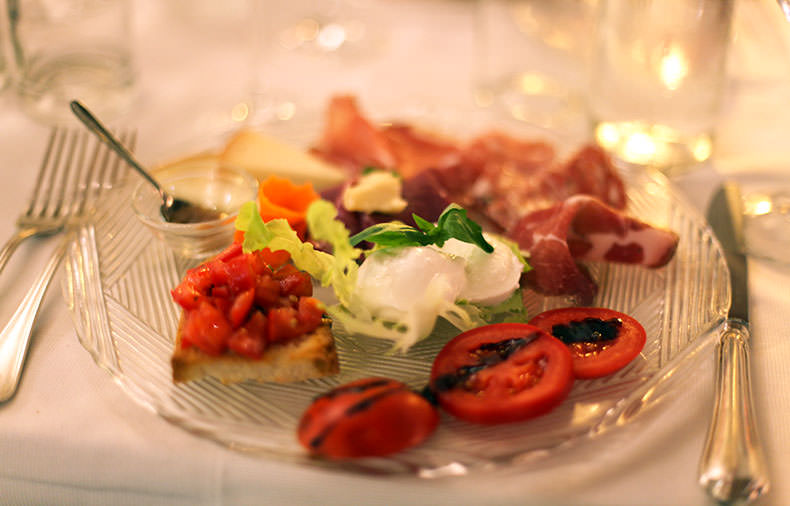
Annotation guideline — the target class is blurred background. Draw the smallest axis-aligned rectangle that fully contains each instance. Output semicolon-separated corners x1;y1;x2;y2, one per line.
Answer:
2;0;790;174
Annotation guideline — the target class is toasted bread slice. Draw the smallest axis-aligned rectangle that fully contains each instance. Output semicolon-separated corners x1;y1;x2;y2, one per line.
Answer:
172;320;339;384
220;129;345;190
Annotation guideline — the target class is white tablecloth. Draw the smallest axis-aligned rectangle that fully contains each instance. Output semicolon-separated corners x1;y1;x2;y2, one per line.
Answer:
1;1;789;504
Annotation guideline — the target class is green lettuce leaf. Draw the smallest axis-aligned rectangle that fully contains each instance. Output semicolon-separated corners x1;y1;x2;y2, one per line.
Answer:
236;201;336;289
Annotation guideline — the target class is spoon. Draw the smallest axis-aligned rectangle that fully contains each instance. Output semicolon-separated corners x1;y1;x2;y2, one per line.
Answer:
69;100;222;224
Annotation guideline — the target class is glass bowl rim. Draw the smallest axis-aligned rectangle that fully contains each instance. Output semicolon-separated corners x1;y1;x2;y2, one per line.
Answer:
130;164;258;231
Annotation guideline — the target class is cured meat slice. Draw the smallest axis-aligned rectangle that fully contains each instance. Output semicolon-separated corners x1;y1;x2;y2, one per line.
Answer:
314;95;460;177
380;125;461;179
448;135;626;231
508;203;599;304
508;195;679;304
315;95;396;171
439;131;557;230
562;146;627;211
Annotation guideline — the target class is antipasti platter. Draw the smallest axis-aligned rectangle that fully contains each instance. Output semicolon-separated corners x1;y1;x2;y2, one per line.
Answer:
62;103;729;475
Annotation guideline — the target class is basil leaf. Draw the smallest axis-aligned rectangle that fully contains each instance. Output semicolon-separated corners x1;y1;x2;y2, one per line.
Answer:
350;222;427;247
350;205;494;253
412;214;435;234
436;207;493;253
362;230;433;247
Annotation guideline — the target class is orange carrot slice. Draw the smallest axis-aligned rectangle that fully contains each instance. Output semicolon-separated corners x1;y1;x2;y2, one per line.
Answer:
257;175;319;239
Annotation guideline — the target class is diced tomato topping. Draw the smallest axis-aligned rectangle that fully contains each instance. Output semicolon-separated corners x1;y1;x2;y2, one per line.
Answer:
244;310;268;337
182;264;214;294
214;296;232;316
268;298;325;343
227;327;265;359
210;285;230;299
170;282;203;310
254;274;281;307
229;288;255;328
215;242;244;262
181;301;232;356
207;261;230;289
273;263;299;279
171;245;323;358
247;250;273;276
279;271;313;297
297;297;324;330
259;248;291;270
225;255;256;294
268;306;303;343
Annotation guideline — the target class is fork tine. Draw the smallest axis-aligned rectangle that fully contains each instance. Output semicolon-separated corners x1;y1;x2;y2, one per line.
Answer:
72;131;91;210
44;130;76;218
24;128;58;217
66;131;95;218
92;130;116;202
23;126;136;223
26;128;66;218
49;130;83;220
71;128;120;217
97;130;118;191
102;127;130;187
73;134;104;217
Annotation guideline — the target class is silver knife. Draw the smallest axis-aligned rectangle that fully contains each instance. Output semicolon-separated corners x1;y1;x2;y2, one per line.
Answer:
698;182;770;503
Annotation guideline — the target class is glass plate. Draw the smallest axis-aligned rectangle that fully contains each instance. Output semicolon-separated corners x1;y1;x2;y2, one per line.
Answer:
62;114;729;476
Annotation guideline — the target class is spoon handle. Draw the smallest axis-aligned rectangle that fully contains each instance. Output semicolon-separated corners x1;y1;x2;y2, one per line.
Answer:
69;100;163;193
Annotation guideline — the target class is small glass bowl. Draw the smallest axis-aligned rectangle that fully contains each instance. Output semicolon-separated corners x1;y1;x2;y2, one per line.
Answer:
131;160;258;259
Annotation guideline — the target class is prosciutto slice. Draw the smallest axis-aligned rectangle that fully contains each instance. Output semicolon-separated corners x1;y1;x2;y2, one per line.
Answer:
314;95;461;177
447;136;626;231
508;195;679;304
314;95;396;171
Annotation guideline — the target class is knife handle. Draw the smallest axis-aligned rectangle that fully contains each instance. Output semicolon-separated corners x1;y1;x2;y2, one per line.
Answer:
698;319;769;503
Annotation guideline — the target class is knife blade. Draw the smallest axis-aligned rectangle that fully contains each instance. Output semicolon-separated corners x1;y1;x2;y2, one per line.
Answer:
709;182;749;321
697;182;769;503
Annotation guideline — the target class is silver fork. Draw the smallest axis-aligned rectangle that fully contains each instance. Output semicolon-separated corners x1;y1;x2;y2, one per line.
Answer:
0;129;80;275
0;128;134;402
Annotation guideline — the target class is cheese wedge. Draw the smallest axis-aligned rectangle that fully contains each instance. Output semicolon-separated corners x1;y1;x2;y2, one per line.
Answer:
220;129;345;190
